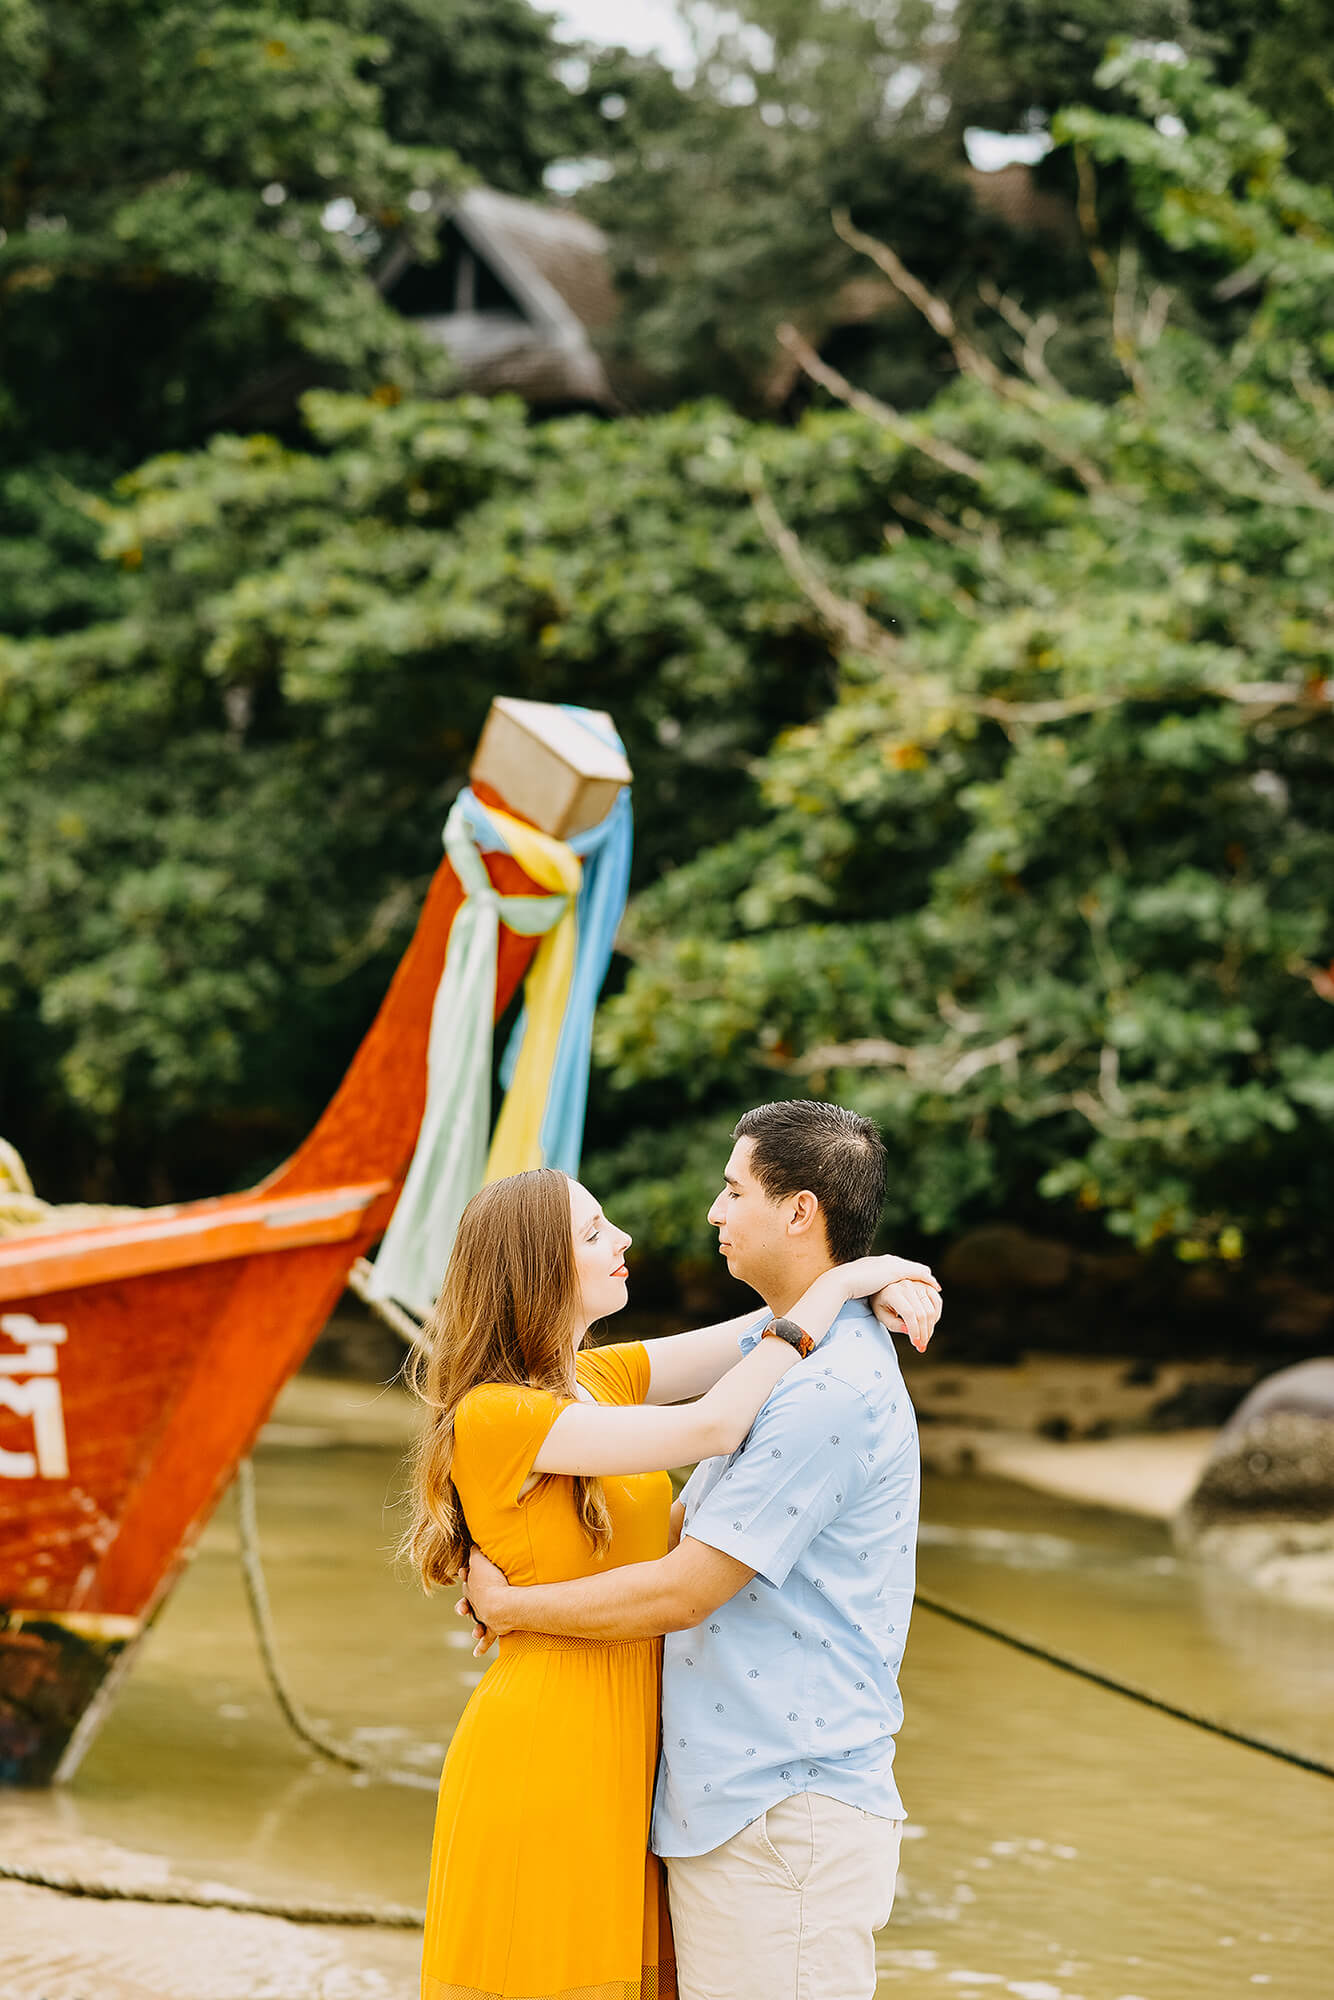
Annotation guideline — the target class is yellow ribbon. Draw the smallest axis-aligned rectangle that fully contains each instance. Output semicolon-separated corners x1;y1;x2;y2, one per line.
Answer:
482;807;583;1181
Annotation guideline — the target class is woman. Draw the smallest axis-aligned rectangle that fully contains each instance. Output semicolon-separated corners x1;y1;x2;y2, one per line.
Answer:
403;1166;933;2000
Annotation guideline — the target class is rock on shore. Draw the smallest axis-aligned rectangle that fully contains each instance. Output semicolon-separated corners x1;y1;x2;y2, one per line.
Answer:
1174;1359;1334;1608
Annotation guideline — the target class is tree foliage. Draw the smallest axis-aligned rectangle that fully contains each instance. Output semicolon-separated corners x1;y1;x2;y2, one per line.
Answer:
0;1;596;471
577;0;1207;413
0;393;905;1197
588;50;1334;1268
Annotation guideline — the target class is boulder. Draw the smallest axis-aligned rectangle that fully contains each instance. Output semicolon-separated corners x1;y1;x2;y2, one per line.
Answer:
1175;1360;1334;1603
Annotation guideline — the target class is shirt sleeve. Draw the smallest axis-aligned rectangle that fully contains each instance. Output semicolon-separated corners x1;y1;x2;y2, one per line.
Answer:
452;1383;573;1508
683;1371;874;1588
575;1340;649;1407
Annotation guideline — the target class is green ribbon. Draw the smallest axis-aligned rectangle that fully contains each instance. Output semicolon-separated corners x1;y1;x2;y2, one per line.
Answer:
368;798;568;1319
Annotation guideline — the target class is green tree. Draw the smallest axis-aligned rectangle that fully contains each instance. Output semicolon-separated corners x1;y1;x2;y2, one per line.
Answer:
368;0;601;192
0;1;603;478
578;3;998;413
576;0;1209;414
1175;1;1334;185
0;2;465;468
0;393;901;1199
588;50;1334;1269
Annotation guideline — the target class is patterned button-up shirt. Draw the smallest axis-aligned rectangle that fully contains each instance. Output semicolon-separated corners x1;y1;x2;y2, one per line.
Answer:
652;1297;920;1859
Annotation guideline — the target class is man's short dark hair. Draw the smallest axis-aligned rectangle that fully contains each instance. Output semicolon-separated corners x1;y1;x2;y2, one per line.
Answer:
732;1100;887;1263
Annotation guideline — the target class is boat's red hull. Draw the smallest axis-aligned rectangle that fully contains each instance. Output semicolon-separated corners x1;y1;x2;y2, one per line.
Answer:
0;847;548;1783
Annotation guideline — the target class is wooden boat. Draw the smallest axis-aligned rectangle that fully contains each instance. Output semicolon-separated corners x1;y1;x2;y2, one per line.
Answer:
0;701;629;1786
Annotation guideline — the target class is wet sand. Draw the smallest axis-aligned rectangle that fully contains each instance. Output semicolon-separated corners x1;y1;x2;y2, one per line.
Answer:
0;1876;421;2000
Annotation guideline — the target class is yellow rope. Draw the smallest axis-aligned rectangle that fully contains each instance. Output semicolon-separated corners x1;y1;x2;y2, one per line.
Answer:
0;1139;138;1240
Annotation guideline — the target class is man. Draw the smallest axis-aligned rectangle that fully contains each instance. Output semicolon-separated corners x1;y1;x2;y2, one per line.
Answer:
464;1100;934;2000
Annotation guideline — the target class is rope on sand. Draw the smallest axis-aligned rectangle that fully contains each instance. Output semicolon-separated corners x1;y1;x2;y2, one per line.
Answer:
234;1458;438;1793
0;1859;422;1927
916;1592;1334;1779
0;1472;438;1931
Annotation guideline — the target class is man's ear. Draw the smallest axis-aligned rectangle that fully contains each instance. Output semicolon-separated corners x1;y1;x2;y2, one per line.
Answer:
786;1190;821;1236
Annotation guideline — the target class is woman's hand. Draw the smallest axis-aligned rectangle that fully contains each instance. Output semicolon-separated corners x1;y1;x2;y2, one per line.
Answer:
458;1547;513;1654
872;1278;942;1353
838;1254;942;1353
453;1571;493;1658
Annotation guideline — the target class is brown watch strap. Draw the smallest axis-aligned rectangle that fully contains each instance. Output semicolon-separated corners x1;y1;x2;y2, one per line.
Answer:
763;1319;815;1360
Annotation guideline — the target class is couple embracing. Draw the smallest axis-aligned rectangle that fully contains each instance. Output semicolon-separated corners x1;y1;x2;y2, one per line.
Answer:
403;1100;941;2000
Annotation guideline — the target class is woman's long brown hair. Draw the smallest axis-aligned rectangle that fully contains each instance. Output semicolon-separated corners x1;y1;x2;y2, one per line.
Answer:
401;1166;612;1590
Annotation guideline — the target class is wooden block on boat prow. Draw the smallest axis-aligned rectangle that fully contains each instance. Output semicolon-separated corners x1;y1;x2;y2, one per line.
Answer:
471;697;631;839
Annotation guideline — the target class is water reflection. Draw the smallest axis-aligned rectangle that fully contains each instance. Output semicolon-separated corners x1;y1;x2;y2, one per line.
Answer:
0;1433;1328;1998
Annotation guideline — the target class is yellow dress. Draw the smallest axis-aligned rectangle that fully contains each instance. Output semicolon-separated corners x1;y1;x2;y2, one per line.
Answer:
421;1340;676;2000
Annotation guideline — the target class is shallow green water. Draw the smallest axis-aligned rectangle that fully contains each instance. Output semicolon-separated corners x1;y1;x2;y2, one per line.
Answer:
1;1429;1331;1999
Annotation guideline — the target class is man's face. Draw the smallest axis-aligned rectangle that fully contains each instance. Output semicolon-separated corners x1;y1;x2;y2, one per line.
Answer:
707;1137;798;1289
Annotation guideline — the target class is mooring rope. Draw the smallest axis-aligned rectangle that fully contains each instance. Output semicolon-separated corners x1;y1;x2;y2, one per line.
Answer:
916;1591;1334;1779
234;1458;438;1793
0;1468;437;1931
0;1859;423;1927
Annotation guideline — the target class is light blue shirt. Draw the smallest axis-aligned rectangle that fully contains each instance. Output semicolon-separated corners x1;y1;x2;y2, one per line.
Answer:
652;1298;920;1859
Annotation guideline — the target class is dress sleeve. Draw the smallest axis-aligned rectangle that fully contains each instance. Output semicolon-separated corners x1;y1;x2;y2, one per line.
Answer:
575;1340;650;1408
453;1383;574;1508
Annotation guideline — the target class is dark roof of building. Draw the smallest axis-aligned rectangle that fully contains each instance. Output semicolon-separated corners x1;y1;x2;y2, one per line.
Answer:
386;186;619;409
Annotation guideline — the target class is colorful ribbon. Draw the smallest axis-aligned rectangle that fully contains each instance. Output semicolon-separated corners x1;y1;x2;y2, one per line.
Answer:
367;725;631;1319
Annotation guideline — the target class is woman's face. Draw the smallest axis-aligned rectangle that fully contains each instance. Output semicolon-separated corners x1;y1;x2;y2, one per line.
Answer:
568;1179;632;1337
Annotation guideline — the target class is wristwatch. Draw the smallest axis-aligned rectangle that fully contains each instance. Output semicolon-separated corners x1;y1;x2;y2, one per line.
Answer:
763;1317;815;1359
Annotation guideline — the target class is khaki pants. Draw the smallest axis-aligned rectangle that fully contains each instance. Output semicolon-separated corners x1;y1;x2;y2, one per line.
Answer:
665;1792;903;2000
